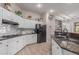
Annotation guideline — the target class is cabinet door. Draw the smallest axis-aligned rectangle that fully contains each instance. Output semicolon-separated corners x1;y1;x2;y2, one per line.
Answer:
55;42;62;55
16;36;24;52
62;49;76;55
23;35;27;46
2;8;12;21
8;38;17;55
19;19;35;29
23;35;31;45
31;34;37;43
0;7;2;24
13;14;23;23
26;34;37;44
52;39;62;55
0;40;8;55
29;21;35;29
19;20;29;28
23;35;34;45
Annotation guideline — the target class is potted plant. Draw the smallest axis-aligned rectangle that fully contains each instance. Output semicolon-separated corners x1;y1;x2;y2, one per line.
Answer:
15;10;22;16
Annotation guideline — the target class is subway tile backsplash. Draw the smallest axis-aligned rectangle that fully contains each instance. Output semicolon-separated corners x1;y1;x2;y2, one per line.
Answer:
0;24;34;36
0;24;21;36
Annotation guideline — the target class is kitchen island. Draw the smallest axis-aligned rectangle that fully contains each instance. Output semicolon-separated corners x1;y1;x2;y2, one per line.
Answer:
53;32;79;55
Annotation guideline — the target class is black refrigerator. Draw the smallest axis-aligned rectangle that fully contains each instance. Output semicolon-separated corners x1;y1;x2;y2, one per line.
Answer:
35;24;46;43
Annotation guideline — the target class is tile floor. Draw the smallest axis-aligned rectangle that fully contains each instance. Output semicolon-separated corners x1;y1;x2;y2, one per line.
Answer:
16;42;51;55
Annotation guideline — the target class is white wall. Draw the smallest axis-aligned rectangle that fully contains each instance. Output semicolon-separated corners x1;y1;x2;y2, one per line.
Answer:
21;9;41;20
0;3;21;12
45;12;55;42
62;18;79;32
41;13;47;22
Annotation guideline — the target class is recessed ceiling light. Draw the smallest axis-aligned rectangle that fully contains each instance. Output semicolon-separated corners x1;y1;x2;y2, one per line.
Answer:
50;9;54;13
36;4;42;8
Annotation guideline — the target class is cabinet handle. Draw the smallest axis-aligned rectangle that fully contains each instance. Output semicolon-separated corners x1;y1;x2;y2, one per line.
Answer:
16;41;19;42
6;45;8;47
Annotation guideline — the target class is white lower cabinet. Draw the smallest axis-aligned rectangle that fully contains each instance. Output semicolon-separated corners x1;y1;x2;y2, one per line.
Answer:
8;37;24;55
0;34;37;55
23;35;28;46
52;39;77;55
16;36;24;52
0;40;8;55
52;39;62;55
8;38;18;55
62;49;76;55
25;34;37;45
31;34;37;43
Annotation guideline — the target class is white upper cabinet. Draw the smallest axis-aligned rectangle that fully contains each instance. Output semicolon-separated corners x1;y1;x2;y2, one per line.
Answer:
19;19;36;29
12;13;23;23
0;7;2;24
2;8;20;22
2;7;36;29
1;7;44;29
2;8;13;21
25;34;37;44
0;7;2;17
30;34;37;43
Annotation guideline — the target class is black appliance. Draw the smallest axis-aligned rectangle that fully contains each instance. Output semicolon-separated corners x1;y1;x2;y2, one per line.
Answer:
35;24;46;43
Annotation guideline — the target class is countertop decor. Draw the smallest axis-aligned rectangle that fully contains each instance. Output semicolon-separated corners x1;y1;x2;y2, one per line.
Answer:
15;10;22;17
27;16;32;20
4;3;13;11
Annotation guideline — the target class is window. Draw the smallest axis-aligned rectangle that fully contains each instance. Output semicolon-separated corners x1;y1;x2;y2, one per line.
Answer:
75;22;79;32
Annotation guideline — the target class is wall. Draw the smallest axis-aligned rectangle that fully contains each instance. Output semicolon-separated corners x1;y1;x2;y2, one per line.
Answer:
62;18;79;32
21;9;41;21
0;3;21;12
45;12;55;42
41;13;47;22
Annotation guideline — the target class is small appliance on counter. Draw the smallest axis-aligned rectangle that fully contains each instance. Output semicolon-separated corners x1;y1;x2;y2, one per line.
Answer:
35;24;46;43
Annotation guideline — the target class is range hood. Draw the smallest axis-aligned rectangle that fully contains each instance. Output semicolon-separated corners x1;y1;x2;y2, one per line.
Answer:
2;19;19;25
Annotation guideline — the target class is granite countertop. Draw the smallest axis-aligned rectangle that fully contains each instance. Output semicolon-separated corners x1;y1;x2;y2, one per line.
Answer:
0;33;37;41
70;32;79;34
54;37;79;54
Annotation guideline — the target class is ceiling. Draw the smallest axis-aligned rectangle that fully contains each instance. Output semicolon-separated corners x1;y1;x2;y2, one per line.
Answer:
16;3;79;20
